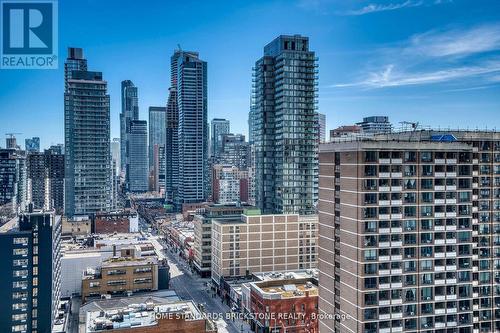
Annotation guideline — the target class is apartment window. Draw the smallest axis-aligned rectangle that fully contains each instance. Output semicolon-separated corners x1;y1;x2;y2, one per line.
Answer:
364;292;378;305
365;221;377;232
12;313;27;321
364;151;377;162
12;303;27;310
13;249;28;256
13;259;28;267
404;151;417;162
364;277;377;289
364;263;377;275
365;165;377;177
13;238;28;245
13;270;28;278
13;281;27;289
12;325;27;332
421;287;433;301
421;152;433;162
364;250;376;261
12;292;27;300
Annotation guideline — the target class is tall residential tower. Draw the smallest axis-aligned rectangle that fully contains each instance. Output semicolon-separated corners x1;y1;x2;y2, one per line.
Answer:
64;48;111;216
172;50;208;207
252;35;318;214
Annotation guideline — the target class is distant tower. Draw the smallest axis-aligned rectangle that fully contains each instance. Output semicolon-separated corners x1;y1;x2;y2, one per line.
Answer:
149;106;167;170
25;137;40;152
128;120;148;192
120;80;139;188
211;118;230;161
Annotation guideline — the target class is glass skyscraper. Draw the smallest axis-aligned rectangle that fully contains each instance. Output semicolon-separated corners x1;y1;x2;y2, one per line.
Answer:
120;80;139;187
210;118;230;160
148;106;167;170
252;35;318;215
128;120;148;192
64;48;111;217
171;50;208;207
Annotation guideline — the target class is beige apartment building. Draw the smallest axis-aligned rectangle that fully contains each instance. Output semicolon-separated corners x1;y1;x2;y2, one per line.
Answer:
211;213;318;286
192;204;256;277
81;247;159;303
318;131;500;333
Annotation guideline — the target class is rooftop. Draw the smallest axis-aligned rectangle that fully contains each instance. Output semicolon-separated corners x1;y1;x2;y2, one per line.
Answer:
254;279;318;299
85;299;203;332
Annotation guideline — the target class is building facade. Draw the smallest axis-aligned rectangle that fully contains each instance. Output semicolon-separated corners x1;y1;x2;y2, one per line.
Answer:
81;248;159;303
211;213;318;286
219;133;250;170
165;51;180;205
193;204;254;277
317;112;326;143
0;148;27;210
248;277;319;333
148;106;167;170
0;210;62;333
357;116;392;134
318;131;500;333
212;165;249;205
128;120;148;192
211;118;230;160
25;137;40;152
27;149;64;213
64;48;111;217
252;35;318;215
175;50;208;207
120;80;139;178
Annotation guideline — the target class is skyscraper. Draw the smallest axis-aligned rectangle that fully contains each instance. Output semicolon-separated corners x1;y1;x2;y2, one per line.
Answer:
248;106;257;145
128;120;148;192
317;112;326;143
148;106;167;170
27;149;64;212
174;50;208;207
211;118;230;160
110;138;120;175
0;148;27;210
25;137;40;152
64;48;111;217
0;210;61;333
6;135;19;149
318;130;500;333
64;47;87;91
120;80;139;183
219;133;250;170
252;35;318;214
165;52;179;204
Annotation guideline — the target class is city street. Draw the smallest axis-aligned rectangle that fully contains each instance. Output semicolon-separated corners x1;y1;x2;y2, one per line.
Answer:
159;238;252;333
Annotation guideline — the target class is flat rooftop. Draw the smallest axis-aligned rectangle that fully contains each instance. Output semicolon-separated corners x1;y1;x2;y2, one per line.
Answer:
85;299;203;332
251;278;318;299
254;269;319;281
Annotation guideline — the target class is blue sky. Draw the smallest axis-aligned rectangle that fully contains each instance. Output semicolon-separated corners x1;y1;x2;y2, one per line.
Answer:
0;0;499;149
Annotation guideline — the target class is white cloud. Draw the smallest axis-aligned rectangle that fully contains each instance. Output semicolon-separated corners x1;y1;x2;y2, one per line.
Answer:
331;61;500;88
344;0;423;16
330;23;500;89
406;24;500;58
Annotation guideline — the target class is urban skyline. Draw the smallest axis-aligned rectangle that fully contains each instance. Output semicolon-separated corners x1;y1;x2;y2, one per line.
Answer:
1;1;500;333
1;0;499;149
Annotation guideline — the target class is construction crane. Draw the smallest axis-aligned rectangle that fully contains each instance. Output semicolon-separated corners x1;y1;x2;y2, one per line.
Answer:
5;132;22;138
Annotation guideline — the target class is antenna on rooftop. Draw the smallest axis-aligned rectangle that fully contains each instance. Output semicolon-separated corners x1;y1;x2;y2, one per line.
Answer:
177;44;182;51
